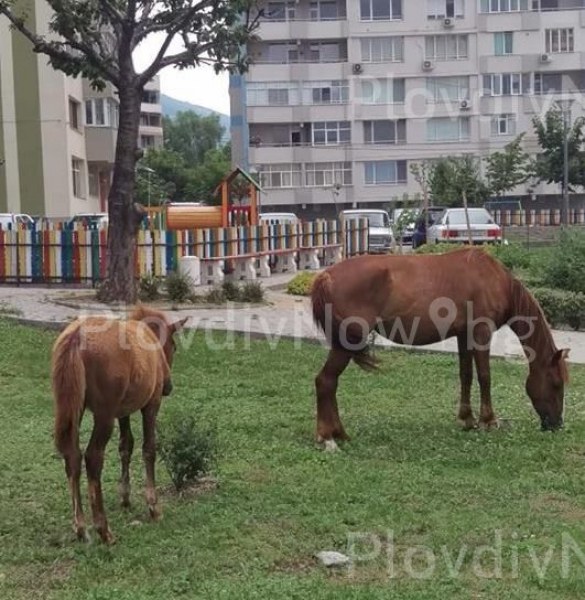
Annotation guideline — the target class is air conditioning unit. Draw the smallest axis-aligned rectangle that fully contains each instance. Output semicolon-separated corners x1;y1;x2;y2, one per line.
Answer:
352;63;363;75
460;99;471;110
443;17;454;28
540;53;551;63
422;59;435;71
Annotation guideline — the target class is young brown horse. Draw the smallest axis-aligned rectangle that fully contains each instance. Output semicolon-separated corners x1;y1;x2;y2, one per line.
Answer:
52;306;187;543
312;248;569;450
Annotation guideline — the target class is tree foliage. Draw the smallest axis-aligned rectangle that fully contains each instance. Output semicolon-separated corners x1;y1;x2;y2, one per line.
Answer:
484;134;533;197
429;156;489;207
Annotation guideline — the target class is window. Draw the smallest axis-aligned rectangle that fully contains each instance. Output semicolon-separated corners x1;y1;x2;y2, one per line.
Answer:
479;0;529;12
427;0;464;19
305;162;352;186
258;164;302;188
427;117;470;142
88;166;99;197
364;160;407;185
309;42;344;62
426;76;469;102
360;0;402;21
85;98;119;127
303;80;349;104
310;1;344;20
265;1;295;20
142;90;159;104
247;82;300;106
312;122;351;145
71;158;84;198
363;120;406;144
140;135;156;149
361;78;405;104
425;35;468;61
361;37;404;63
140;113;161;127
494;32;513;56
268;43;299;63
491;114;517;136
482;73;523;96
69;99;80;130
546;29;574;54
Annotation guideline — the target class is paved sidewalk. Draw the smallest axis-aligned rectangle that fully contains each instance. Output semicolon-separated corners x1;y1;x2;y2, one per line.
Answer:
1;283;585;364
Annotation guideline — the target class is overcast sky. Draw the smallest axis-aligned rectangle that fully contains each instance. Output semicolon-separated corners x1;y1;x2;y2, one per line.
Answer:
134;35;231;115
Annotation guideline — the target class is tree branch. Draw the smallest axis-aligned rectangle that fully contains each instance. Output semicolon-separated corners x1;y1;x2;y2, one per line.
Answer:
97;0;124;25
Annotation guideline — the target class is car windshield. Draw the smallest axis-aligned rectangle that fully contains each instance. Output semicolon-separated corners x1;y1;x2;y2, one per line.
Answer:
444;209;494;225
346;213;389;227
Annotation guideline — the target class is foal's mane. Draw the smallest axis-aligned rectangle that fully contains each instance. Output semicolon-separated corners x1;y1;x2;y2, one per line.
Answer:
129;305;171;344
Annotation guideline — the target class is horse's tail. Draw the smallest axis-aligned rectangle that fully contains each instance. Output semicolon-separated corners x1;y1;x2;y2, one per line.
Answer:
51;325;86;455
311;271;379;371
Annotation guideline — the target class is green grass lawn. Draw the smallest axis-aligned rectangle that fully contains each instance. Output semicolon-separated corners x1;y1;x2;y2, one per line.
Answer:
2;320;585;599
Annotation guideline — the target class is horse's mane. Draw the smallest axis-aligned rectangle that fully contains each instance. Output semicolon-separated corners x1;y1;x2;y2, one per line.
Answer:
129;305;169;325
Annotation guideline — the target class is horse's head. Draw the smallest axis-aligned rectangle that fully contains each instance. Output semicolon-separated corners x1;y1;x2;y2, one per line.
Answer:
526;348;570;431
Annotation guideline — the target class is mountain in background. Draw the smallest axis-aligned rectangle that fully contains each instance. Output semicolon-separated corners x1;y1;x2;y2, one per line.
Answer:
161;94;230;139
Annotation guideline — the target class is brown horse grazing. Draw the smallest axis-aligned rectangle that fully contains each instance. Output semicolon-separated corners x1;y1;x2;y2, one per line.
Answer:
51;306;187;543
311;248;569;450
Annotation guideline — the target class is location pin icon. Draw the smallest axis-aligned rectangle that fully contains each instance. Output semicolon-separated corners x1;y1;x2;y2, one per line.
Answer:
429;297;458;341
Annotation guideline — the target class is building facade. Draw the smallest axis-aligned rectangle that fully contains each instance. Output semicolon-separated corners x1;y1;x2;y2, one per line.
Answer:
0;2;164;218
230;0;585;218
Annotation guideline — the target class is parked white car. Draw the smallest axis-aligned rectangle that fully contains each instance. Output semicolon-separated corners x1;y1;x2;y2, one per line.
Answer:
0;213;35;229
259;212;300;225
427;208;502;245
340;209;395;253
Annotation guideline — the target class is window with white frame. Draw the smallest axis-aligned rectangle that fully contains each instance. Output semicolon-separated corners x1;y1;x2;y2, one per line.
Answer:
305;162;352;186
268;43;299;63
85;98;118;127
140;135;156;149
302;80;349;104
364;120;406;144
258;164;302;188
479;0;529;12
425;35;468;61
360;0;402;21
360;78;405;104
312;122;351;145
426;76;469;102
427;0;464;19
265;1;295;20
71;158;84;198
69;98;80;130
310;1;344;20
427;117;470;142
361;37;404;63
545;29;574;54
494;32;513;56
309;41;344;62
491;114;517;136
247;82;300;106
88;166;99;197
364;160;407;185
482;73;523;96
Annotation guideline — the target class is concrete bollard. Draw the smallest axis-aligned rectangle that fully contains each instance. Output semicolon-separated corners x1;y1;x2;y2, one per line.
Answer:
179;255;201;288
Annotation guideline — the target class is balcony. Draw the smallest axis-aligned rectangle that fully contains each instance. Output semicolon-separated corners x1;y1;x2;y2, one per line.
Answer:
250;39;348;65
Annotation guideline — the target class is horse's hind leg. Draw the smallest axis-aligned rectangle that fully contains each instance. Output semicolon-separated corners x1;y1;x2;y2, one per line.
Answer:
63;437;87;541
456;335;476;430
142;402;161;521
315;349;351;450
85;416;115;544
118;416;134;508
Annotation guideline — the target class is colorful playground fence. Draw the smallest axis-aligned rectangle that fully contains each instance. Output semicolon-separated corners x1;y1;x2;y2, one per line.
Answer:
0;220;368;284
491;208;585;227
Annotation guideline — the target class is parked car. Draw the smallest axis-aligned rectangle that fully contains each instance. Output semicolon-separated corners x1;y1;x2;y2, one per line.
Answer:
340;209;395;254
259;212;300;225
69;213;109;228
427;208;502;245
411;206;447;249
0;213;35;229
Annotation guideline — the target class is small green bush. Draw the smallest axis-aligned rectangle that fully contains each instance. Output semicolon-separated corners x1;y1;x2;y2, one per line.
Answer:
158;415;216;492
531;287;585;331
240;281;265;303
138;273;162;301
487;243;531;271
221;280;241;302
540;230;585;294
414;243;467;255
287;272;317;296
165;271;193;303
205;285;226;304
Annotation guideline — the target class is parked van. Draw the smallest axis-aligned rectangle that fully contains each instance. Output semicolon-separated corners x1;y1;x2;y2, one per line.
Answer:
259;212;300;225
0;213;35;229
339;209;395;254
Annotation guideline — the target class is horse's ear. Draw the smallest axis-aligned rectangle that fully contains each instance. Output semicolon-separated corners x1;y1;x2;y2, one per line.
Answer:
552;349;570;383
172;317;188;333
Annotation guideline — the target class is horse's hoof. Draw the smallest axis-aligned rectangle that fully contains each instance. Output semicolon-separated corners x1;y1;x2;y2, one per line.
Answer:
148;505;162;521
323;439;340;453
478;418;500;431
98;528;116;545
457;417;477;431
74;526;90;543
120;499;131;509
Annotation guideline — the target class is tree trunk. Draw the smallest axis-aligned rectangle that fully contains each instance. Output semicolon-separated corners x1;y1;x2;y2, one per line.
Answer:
462;190;473;245
97;83;144;304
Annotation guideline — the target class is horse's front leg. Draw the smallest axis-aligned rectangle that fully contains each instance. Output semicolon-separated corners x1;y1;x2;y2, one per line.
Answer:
141;402;161;520
474;347;498;430
456;335;476;430
315;349;351;451
118;416;134;508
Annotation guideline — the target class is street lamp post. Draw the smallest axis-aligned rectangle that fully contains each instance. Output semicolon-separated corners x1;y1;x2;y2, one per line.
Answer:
556;99;574;226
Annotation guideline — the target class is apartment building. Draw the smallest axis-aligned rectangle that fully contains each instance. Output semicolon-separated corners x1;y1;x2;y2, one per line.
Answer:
230;0;585;217
0;2;163;218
